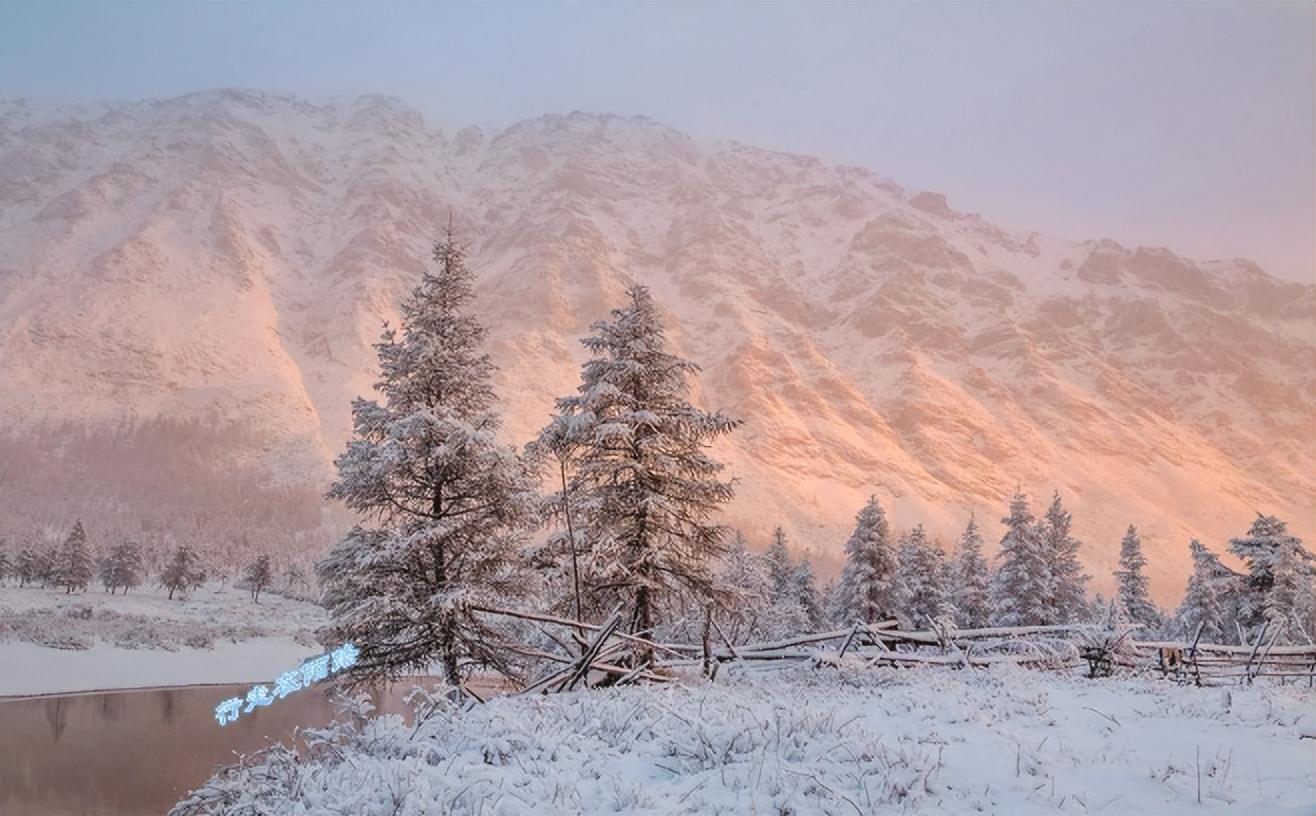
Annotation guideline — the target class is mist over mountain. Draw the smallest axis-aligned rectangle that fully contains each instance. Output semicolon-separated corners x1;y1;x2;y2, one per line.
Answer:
1;89;1311;601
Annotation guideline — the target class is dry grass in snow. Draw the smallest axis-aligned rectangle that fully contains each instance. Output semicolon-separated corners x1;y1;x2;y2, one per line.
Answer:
172;662;1315;815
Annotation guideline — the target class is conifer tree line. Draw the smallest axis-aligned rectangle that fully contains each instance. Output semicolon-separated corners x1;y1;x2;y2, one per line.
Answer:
311;232;1315;687
0;521;304;604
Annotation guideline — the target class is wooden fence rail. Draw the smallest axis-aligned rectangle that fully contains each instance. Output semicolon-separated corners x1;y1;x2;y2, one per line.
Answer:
473;606;1316;693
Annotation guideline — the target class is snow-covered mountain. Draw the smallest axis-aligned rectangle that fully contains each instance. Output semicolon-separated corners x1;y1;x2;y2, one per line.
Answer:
1;89;1311;601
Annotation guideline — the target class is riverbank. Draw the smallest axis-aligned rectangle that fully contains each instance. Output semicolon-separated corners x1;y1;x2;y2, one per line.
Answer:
0;582;327;696
0;636;325;697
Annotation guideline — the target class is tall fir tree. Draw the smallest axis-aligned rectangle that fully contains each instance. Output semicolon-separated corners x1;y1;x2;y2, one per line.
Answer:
35;547;55;588
1292;574;1316;644
952;514;992;628
245;554;272;603
109;541;143;595
894;525;953;628
58;521;93;594
991;489;1050;626
1175;539;1238;643
715;531;773;643
1228;515;1315;640
0;540;9;586
766;527;795;601
98;553;116;593
161;545;205;600
1039;492;1088;622
759;527;808;638
534;285;738;660
829;496;899;626
317;235;538;685
792;558;828;632
16;546;39;587
1115;525;1160;630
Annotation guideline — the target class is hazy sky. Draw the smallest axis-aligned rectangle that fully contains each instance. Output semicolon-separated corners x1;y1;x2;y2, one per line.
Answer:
2;2;1312;282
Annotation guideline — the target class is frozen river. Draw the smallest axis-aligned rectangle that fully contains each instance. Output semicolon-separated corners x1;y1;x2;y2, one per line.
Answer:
0;679;438;815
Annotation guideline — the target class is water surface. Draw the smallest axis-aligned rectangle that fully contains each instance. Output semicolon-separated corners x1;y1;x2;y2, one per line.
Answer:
0;679;442;816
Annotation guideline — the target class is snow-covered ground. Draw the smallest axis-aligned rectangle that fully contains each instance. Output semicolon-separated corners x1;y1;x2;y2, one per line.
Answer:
173;663;1316;816
0;583;327;696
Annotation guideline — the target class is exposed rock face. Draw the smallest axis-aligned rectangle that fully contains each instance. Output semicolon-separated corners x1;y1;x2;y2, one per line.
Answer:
1;90;1311;601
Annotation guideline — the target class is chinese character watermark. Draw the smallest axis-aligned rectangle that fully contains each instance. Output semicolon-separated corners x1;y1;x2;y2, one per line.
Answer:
214;643;359;726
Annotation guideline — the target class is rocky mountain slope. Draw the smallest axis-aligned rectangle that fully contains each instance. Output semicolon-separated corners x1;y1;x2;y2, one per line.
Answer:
1;90;1311;601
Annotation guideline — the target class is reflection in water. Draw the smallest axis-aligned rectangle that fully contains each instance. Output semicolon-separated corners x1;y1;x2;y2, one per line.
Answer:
0;680;436;816
98;693;122;724
43;697;68;744
160;688;177;724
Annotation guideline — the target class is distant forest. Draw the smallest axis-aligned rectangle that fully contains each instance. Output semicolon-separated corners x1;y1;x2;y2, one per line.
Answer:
0;417;337;575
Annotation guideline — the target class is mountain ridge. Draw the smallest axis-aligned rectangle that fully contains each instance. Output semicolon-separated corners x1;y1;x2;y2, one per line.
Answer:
1;89;1312;603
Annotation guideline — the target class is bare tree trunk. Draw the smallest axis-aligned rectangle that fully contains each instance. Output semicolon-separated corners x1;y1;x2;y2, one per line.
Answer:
701;605;714;677
559;457;584;647
633;584;655;665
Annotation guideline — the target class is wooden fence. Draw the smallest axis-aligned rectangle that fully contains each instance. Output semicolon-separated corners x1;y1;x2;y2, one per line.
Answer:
473;607;1316;693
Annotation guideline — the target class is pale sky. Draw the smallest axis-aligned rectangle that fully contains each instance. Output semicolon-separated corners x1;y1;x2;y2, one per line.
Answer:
2;1;1312;282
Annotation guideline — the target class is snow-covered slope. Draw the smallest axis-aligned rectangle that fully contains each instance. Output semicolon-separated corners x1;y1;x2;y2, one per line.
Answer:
1;90;1312;601
171;664;1316;816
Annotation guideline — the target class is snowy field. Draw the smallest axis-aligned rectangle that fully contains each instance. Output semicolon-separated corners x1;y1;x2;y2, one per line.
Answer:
0;583;327;696
174;663;1316;816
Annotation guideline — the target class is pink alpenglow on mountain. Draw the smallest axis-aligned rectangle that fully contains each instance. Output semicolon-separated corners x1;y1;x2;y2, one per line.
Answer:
0;91;1312;602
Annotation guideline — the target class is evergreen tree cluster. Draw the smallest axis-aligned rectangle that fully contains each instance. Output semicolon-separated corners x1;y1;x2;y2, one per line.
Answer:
0;518;296;606
318;233;747;682
829;490;1090;631
1173;515;1316;645
310;233;1314;688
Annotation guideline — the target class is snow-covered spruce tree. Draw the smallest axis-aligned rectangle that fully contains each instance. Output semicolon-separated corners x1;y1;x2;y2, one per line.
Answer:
829;496;899;626
0;541;9;586
894;525;953;629
1228;515;1315;641
1293;576;1316;645
57;521;93;594
1115;525;1161;631
317;237;538;686
1040;492;1088;622
1175;539;1238;643
952;514;992;628
16;546;39;587
36;547;55;588
792;558;828;632
109;541;144;595
1088;592;1109;622
715;531;773;643
991;489;1051;626
766;527;795;602
98;553;117;593
757;528;809;639
544;285;738;661
244;554;272;603
161;545;205;600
